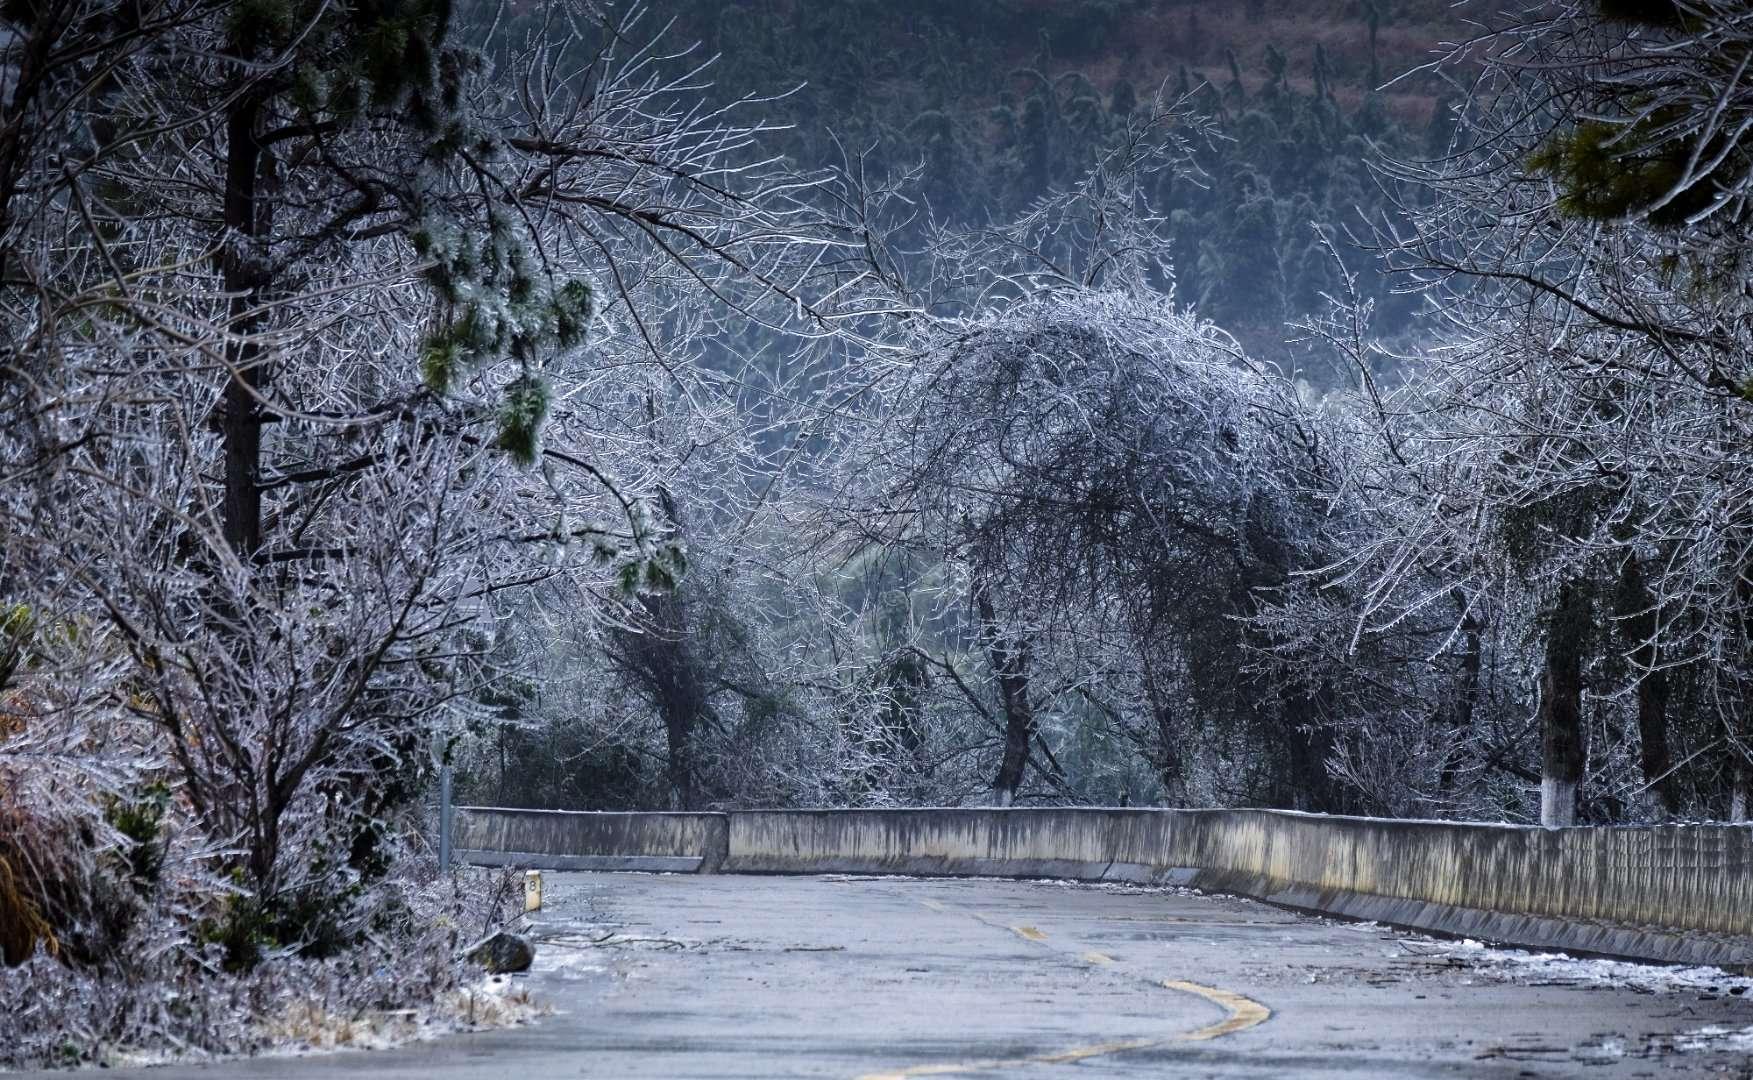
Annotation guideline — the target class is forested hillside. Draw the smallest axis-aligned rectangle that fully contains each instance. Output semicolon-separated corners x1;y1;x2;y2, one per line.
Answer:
641;0;1457;359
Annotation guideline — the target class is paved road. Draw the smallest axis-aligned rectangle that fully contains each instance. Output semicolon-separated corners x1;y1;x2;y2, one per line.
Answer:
67;873;1753;1078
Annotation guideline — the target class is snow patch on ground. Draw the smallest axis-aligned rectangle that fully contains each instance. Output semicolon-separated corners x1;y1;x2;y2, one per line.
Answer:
254;973;545;1058
530;942;611;979
1672;1025;1753;1053
1431;938;1753;994
1573;1036;1628;1061
101;974;546;1068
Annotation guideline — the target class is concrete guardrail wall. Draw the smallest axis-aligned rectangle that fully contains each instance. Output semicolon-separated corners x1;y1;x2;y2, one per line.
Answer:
456;805;1753;969
454;806;726;873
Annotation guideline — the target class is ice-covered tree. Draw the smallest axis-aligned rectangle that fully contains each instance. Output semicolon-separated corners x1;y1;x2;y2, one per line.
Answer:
0;0;868;1046
1359;0;1753;822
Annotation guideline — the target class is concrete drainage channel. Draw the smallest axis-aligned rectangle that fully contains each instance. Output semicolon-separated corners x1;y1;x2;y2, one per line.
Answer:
452;805;1753;969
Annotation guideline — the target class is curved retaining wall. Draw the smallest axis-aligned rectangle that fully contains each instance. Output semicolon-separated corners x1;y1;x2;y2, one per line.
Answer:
1168;810;1753;967
455;806;1753;969
1177;811;1752;969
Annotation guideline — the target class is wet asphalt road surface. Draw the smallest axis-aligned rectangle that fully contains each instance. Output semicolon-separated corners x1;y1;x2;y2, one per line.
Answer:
57;872;1753;1078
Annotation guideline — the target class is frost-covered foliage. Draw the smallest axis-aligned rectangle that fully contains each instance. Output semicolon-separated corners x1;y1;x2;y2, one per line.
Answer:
452;0;1753;831
1331;0;1753;823
0;0;868;1062
0;854;523;1069
446;0;1753;829
1244;272;1545;821
817;283;1344;808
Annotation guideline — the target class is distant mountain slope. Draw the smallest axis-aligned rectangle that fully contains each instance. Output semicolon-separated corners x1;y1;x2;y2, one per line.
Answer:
685;0;1462;126
1091;0;1460;122
480;0;1474;357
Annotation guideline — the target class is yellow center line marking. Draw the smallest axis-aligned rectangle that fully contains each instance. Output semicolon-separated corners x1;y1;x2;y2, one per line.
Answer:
866;901;1271;1079
857;1039;1156;1080
1161;980;1273;1041
852;981;1268;1080
914;899;1044;942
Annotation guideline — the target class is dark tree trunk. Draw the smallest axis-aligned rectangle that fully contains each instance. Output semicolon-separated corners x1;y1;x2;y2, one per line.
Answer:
1277;681;1345;813
611;486;710;810
1152;702;1182;800
975;587;1034;806
1635;669;1673;811
1732;559;1753;822
1617;557;1676;816
1732;754;1751;822
220;87;272;556
218;77;276;895
1439;599;1482;798
621;588;708;811
1540;581;1589;826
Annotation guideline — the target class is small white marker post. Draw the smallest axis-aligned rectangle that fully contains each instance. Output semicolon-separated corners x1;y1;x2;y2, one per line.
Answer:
525;870;543;912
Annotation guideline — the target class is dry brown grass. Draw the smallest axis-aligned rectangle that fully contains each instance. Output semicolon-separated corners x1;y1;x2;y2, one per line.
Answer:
0;845;57;966
0;739;64;968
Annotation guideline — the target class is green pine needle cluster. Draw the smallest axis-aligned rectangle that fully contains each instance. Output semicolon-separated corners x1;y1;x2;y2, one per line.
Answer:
616;544;689;596
238;0;462;125
234;1;588;469
1529;119;1727;227
412;215;593;468
0;601;32;689
493;374;551;466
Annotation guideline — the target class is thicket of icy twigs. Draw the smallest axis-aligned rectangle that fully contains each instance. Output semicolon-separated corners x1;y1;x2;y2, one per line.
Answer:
3;0;1753;1067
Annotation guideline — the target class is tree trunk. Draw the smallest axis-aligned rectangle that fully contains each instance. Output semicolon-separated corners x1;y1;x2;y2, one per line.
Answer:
1540;581;1589;827
1439;602;1482;798
1634;660;1674;817
622;587;707;811
1733;560;1753;822
1617;556;1676;816
220;86;271;556
1277;681;1345;813
610;483;711;809
216;77;276;901
1152;702;1182;801
1731;757;1750;822
975;587;1033;805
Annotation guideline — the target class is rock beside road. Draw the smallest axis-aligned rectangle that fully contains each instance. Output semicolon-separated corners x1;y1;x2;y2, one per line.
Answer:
466;930;534;973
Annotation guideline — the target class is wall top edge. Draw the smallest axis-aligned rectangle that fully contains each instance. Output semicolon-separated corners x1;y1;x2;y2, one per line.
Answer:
455;806;726;819
459;805;1753;833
